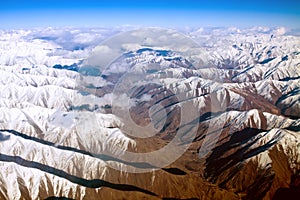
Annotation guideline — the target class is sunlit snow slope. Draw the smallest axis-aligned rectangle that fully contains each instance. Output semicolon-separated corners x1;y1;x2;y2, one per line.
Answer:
0;27;299;200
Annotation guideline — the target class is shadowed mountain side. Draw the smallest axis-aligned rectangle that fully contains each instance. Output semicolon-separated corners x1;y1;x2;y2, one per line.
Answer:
272;187;300;200
45;197;75;200
163;198;200;200
0;129;186;176
275;88;300;118
204;128;280;183
0;132;10;141
0;129;151;168
161;168;187;176
201;127;300;199
0;153;158;197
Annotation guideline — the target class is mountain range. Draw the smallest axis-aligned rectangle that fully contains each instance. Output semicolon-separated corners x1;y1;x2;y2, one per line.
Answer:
0;27;299;200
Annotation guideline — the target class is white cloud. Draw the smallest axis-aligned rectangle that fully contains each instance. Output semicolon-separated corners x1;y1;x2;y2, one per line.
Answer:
93;45;113;54
0;27;124;68
272;27;287;36
138;94;152;102
98;93;136;109
121;43;142;51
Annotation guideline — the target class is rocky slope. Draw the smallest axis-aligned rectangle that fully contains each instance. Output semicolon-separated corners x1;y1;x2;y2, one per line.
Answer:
0;27;299;199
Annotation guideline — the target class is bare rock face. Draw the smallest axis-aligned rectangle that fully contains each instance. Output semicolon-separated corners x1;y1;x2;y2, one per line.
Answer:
0;27;299;199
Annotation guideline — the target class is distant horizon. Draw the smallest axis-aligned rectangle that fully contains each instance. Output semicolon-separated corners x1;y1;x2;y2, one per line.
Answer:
0;0;299;29
1;25;300;37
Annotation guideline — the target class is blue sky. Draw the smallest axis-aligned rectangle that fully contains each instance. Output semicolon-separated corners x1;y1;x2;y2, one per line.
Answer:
0;0;299;28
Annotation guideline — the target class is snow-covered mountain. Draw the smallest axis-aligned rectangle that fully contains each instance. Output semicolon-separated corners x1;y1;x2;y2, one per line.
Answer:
0;27;299;200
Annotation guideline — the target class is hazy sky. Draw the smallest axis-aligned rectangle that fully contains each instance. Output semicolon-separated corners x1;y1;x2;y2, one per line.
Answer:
0;0;299;28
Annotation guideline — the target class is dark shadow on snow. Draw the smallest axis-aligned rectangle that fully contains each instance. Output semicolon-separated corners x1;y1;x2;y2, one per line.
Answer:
0;153;157;196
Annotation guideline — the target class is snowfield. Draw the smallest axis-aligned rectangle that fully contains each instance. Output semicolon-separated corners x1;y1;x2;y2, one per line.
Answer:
0;26;299;199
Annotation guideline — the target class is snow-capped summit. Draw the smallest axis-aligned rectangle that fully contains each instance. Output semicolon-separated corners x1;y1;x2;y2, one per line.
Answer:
0;27;299;200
